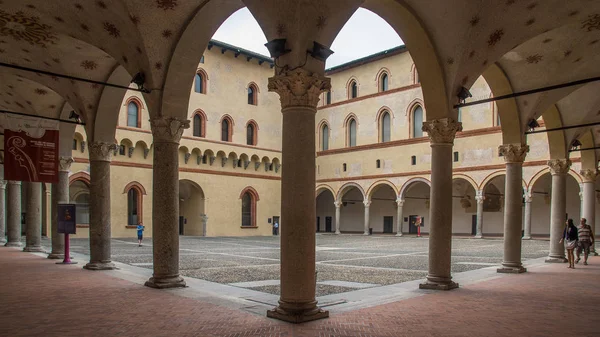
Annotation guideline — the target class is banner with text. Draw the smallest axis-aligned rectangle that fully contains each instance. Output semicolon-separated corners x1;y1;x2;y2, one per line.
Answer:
3;115;59;183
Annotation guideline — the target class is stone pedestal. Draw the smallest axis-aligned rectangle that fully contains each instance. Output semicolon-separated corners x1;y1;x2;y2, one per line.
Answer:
5;181;22;248
48;158;72;259
0;180;6;244
497;144;529;274
145;117;189;289
23;182;44;252
84;142;116;270
419;118;461;291
265;68;330;323
581;169;598;256
545;159;570;263
522;192;532;240
363;200;371;235
396;199;404;236
334;201;341;234
474;191;484;238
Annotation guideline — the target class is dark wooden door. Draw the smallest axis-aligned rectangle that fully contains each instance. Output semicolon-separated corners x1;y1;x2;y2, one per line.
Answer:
472;215;477;235
383;216;394;233
325;217;332;232
316;217;320;232
179;216;184;235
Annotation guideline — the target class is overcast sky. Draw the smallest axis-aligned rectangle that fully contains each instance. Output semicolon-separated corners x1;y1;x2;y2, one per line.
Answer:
211;8;404;68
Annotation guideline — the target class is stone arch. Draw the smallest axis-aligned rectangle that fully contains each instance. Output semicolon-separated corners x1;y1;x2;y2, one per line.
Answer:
452;174;478;192
578;131;597;171
92;65;132;143
336;182;366;202
245;119;259;146
399;177;431;199
239;186;260;201
346;76;359;99
69;171;91;186
316;184;336;198
366;180;398;200
375;67;391;92
479;170;506;190
122;181;147;195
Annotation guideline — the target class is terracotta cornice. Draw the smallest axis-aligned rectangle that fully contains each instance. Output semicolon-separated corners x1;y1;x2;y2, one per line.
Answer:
318;84;421;110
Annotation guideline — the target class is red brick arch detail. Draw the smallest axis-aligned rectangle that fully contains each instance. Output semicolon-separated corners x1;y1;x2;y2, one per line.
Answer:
123;181;145;225
124;97;143;128
239;186;260;201
240;186;259;228
245;119;259;145
191;109;207;138
69;172;90;186
122;181;147;195
220;114;235;142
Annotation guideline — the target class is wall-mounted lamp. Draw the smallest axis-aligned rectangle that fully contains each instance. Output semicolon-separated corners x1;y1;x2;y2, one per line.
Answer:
264;39;290;59
571;139;582;150
527;119;540;132
457;86;472;103
131;72;150;93
308;41;334;62
69;110;81;123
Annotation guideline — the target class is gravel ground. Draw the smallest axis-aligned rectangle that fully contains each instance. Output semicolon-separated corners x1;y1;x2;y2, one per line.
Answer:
66;235;553;296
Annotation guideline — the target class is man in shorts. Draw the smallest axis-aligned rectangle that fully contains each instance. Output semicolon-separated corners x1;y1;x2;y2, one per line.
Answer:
576;218;594;265
137;222;145;247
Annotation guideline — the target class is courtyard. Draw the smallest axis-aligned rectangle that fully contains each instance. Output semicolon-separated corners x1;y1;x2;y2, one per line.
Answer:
68;235;551;298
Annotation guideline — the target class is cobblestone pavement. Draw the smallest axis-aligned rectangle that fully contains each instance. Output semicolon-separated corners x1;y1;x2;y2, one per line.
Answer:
64;235;552;296
1;245;599;337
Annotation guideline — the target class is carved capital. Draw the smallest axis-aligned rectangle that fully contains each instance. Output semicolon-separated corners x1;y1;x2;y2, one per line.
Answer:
363;200;371;207
88;142;116;162
58;157;74;172
268;68;331;109
334;201;342;208
421;118;462;145
580;169;598;183
8;180;21;186
150;117;190;143
0;180;6;189
498;143;529;163
475;195;485;203
396;199;405;207
547;159;571;175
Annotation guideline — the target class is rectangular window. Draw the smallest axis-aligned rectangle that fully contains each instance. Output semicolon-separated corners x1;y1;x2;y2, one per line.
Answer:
72;139;77;150
411;156;416;165
343;163;347;172
326;91;331;105
376;159;381;168
454;151;459;162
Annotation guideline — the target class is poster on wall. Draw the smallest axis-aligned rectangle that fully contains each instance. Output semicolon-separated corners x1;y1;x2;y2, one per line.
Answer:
57;203;77;234
3;115;59;183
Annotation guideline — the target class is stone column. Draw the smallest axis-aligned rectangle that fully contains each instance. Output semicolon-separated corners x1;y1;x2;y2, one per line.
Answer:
48;157;72;259
0;180;6;244
497;144;529;273
84;142;116;270
23;182;44;252
334;201;341;235
145;117;189;289
266;68;330;323
363;200;371;235
546;159;571;263
42;185;50;237
396;199;404;236
523;191;533;240
581;169;598;255
419;118;462;290
474;190;484;238
5;181;22;247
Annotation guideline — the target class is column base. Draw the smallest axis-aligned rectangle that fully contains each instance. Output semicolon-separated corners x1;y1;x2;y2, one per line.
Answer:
522;235;532;240
0;238;6;244
395;233;403;237
145;275;186;289
473;235;483;239
334;231;340;235
5;242;22;248
83;261;117;270
23;246;46;253
545;256;567;263
47;253;65;260
497;266;527;274
419;275;459;290
267;300;329;323
363;231;369;236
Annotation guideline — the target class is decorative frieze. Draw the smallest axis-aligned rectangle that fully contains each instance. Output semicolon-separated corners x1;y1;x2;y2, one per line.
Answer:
58;157;74;172
88;142;116;162
268;68;331;109
150;117;190;143
547;158;571;175
498;143;529;163
580;169;598;183
421;118;462;145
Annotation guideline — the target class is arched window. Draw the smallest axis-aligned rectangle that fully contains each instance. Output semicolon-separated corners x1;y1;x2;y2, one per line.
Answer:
193;114;202;137
194;73;203;93
321;124;329;151
247;84;259;105
381;111;391;142
246;123;256;145
221;116;233;142
348;119;357;147
127;101;139;127
380;73;388;92
350;81;358;99
127;188;139;226
412;106;424;138
240;187;259;227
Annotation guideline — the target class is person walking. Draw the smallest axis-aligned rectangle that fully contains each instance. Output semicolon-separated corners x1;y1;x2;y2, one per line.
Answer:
560;219;578;268
137;222;145;247
576;218;594;265
273;221;279;236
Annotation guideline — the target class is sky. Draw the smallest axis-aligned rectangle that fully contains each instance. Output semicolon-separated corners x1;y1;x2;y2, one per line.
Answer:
211;8;404;68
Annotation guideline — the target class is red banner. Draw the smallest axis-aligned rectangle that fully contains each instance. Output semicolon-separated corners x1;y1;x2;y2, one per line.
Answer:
4;128;59;183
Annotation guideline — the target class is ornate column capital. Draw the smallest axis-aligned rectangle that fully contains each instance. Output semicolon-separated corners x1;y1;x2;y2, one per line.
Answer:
475;195;485;203
396;198;405;207
580;169;598;183
363;200;371;208
58;156;74;172
334;201;341;208
0;180;6;189
498;143;529;163
268;68;331;109
547;159;571;175
88;142;116;162
8;180;21;186
421;118;462;145
150;117;190;144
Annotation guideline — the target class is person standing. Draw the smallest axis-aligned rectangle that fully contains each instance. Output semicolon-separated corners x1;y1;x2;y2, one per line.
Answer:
137;222;145;247
560;219;578;268
576;218;594;265
273;221;279;236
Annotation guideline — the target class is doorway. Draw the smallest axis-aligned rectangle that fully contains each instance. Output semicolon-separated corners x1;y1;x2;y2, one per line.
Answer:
325;216;332;232
179;216;184;235
316;217;320;232
383;216;393;233
471;215;477;235
409;215;424;234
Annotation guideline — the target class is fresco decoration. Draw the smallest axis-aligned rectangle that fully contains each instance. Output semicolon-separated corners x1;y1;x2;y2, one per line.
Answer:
0;10;58;47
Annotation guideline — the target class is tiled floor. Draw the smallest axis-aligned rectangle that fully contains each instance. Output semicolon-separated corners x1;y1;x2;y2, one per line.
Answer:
1;246;599;337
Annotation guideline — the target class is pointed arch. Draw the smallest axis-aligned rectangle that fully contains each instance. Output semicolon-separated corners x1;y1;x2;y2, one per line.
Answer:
69;171;91;186
245;119;258;145
376;67;391;92
191;109;207;138
220;114;234;142
318;119;331;151
194;68;209;94
346;77;359;99
247;82;259;105
344;113;358;147
376;106;393;143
